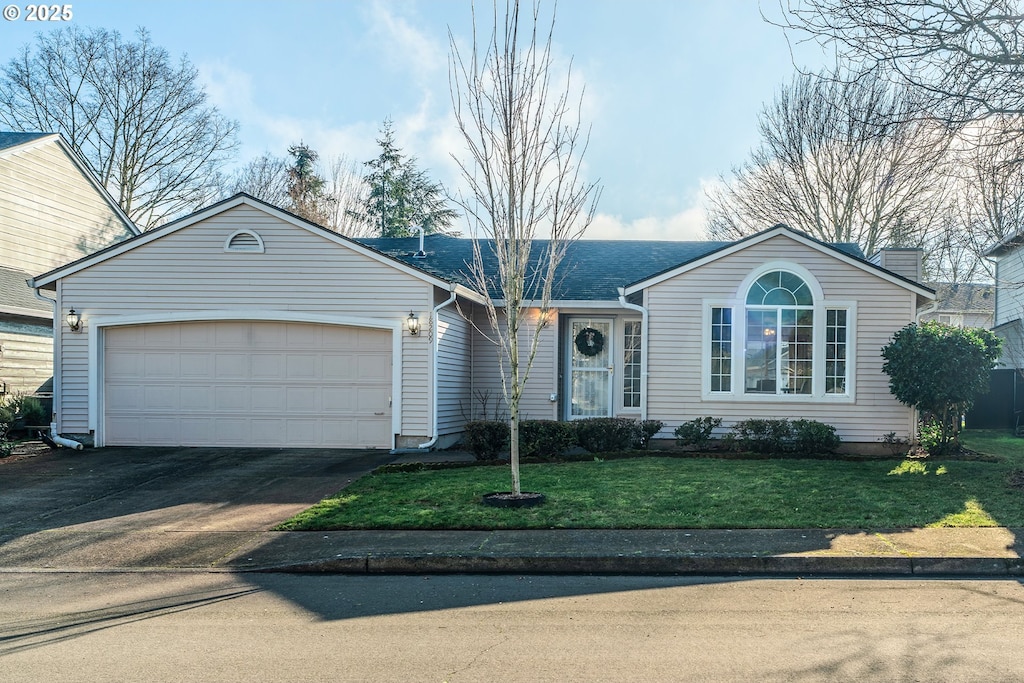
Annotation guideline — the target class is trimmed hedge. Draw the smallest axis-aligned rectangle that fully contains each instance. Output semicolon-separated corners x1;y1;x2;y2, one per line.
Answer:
462;420;509;461
520;420;577;460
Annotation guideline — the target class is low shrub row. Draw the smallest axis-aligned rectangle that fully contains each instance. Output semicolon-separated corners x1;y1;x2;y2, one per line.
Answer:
462;416;841;460
462;417;665;461
674;416;841;455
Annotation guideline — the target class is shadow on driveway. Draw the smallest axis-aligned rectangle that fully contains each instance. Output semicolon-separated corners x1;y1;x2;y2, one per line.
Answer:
0;446;394;568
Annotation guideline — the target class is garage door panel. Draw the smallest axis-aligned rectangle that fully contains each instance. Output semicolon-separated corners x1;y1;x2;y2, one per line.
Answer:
104;321;392;448
180;386;214;411
143;385;178;410
106;384;143;410
215;354;248;379
180;417;215;443
358;354;391;381
251;354;285;379
214;386;250;411
214;323;250;346
180;353;211;377
145;353;179;378
322;355;355;380
144;325;180;346
286;355;318;379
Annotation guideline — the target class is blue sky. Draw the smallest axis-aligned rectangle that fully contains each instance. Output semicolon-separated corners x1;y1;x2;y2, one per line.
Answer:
0;1;829;238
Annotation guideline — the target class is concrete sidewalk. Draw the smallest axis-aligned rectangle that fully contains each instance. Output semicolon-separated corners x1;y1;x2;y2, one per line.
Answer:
219;527;1024;576
2;526;1021;577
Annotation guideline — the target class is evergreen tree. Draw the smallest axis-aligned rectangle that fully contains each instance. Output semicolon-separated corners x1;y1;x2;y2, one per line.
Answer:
287;143;334;225
357;120;458;237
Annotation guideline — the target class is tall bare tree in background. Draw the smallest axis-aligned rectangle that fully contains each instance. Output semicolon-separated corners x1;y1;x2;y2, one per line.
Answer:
706;69;953;260
229;146;369;236
0;27;238;228
450;0;600;497
777;0;1024;127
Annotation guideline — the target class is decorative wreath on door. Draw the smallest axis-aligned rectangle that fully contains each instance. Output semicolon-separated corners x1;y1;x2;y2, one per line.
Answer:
574;327;605;357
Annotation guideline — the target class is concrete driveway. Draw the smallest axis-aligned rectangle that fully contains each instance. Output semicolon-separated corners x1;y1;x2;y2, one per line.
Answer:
0;446;396;569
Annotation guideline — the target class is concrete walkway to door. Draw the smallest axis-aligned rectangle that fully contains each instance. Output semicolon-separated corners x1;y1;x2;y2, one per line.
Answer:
0;446;397;570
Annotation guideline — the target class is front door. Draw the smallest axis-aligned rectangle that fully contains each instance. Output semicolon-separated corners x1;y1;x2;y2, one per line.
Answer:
567;318;613;419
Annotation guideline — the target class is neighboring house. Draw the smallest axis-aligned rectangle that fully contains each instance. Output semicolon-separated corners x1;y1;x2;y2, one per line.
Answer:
918;283;994;329
0;132;138;404
30;194;934;449
986;232;1024;371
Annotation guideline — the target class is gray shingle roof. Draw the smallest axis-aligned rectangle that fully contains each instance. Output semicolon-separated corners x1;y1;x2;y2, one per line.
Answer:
0;131;53;152
0;265;51;314
355;233;869;301
926;282;995;313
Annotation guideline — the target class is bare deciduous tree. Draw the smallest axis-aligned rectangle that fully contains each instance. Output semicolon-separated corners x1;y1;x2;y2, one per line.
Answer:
776;0;1024;126
229;148;370;236
706;69;953;259
450;0;600;496
0;26;238;228
229;152;291;206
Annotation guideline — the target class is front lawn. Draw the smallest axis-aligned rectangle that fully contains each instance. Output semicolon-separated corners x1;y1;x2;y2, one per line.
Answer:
278;429;1024;530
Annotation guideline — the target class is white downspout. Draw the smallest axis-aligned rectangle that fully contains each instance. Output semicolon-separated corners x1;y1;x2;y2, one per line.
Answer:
418;286;458;449
31;284;84;449
618;287;648;421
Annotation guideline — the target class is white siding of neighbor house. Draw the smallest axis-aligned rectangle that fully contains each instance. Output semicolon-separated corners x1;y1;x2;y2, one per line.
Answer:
645;234;918;443
468;305;558;422
436;297;473;436
995;250;1024;327
55;204;433;438
0;139;134;276
0;320;52;396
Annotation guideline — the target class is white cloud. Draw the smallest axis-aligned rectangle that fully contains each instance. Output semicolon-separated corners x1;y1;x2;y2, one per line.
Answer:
585;181;718;241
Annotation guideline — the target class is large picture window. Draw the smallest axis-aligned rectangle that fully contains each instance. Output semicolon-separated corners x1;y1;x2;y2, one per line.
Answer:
706;268;852;399
744;271;814;395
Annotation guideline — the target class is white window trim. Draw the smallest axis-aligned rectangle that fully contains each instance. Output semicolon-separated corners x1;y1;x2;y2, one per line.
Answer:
700;265;858;403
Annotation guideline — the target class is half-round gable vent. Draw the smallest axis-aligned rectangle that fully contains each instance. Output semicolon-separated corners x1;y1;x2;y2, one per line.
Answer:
224;230;265;253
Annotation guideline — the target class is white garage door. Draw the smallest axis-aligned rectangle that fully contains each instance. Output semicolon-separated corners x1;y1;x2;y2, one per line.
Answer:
103;321;392;448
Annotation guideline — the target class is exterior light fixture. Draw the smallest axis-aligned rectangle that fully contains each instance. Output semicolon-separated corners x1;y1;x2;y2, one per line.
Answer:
407;311;420;336
66;308;82;332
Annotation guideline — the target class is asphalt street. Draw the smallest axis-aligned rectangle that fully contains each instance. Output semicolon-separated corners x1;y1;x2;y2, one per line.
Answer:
2;572;1024;682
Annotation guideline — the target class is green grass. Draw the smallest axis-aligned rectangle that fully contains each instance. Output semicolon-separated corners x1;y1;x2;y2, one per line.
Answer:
278;429;1024;531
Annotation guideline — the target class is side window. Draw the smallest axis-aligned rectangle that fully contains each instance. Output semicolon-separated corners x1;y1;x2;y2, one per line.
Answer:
710;307;732;392
623;320;642;408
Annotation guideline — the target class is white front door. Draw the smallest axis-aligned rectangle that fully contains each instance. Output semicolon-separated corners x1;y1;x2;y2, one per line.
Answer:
567;318;613;419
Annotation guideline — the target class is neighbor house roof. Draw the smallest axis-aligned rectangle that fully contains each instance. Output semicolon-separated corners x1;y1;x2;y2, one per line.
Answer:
0;131;53;151
925;282;995;313
0;265;52;318
985;231;1024;257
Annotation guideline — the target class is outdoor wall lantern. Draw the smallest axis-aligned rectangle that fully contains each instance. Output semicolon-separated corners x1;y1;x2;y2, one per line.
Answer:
66;308;82;332
407;311;420;336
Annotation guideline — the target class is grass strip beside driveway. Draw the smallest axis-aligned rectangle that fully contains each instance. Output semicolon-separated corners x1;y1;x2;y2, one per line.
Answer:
278;430;1024;531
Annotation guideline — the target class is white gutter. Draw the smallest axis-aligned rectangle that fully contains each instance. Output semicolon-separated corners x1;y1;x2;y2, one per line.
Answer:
418;286;459;450
618;287;648;421
31;285;83;449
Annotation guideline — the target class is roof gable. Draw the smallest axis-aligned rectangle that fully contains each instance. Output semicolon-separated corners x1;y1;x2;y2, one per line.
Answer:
30;194;467;295
623;224;934;298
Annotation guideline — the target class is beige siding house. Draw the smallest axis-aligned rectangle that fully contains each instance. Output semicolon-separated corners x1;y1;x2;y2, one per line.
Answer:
33;195;934;450
1;132;137;402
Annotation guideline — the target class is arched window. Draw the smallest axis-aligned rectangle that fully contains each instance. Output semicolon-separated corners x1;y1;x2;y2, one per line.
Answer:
745;270;813;395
